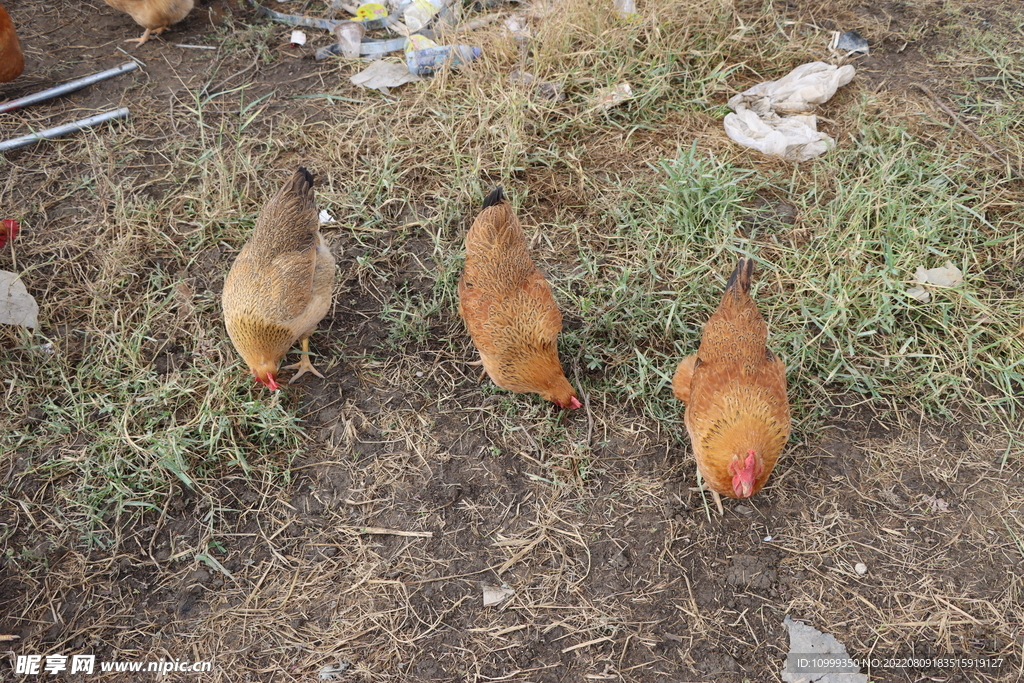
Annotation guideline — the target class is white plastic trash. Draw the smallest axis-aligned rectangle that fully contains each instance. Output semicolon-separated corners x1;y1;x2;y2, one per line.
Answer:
723;61;855;162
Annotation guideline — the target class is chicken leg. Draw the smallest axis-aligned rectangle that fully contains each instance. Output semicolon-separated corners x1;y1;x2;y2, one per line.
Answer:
127;26;166;45
467;357;487;381
283;337;324;383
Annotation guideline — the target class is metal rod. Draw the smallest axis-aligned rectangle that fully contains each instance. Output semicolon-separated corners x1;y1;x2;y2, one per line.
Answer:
0;62;139;114
0;108;130;152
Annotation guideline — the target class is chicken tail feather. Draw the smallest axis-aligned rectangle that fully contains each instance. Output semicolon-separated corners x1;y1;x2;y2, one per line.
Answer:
724;257;754;296
290;166;315;195
482;186;505;209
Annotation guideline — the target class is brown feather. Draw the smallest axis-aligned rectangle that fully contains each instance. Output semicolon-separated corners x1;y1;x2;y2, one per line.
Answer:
223;167;336;385
458;188;579;409
674;258;790;498
0;3;24;83
102;0;193;42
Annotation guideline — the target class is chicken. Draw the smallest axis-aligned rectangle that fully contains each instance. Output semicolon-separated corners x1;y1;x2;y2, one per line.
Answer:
102;0;193;45
458;187;581;410
1;219;18;249
223;167;336;390
0;2;24;83
672;257;790;512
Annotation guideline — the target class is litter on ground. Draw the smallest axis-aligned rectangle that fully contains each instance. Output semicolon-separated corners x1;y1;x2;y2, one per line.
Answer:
724;61;856;161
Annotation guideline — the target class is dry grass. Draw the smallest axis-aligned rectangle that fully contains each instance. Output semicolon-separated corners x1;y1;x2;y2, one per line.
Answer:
2;0;1024;680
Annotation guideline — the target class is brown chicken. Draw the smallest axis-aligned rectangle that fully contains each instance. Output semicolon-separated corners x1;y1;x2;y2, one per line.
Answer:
103;0;193;45
0;2;24;83
458;187;581;410
223;167;336;391
672;258;790;512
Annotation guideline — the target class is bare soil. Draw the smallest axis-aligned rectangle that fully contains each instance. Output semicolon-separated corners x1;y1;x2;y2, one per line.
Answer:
2;0;1022;681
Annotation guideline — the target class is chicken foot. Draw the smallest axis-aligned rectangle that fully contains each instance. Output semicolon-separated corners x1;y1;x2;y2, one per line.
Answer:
283;336;324;383
695;471;725;516
467;357;487;381
710;489;724;516
126;26;167;46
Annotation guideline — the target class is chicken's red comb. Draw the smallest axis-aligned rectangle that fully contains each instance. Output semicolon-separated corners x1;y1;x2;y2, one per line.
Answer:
0;219;18;249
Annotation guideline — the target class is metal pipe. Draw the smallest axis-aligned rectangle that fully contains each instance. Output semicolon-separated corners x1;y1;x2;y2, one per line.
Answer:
0;62;139;114
0;108;130;152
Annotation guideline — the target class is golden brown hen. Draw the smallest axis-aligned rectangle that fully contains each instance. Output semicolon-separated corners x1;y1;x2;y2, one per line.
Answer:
458;187;581;410
103;0;193;45
223;167;336;390
672;258;790;512
0;2;24;83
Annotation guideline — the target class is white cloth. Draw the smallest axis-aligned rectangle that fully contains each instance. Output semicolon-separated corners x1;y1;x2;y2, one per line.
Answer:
723;62;855;162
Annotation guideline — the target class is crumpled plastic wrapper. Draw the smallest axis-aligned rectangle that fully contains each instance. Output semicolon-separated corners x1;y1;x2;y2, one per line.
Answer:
350;60;421;92
724;62;855;162
613;0;636;17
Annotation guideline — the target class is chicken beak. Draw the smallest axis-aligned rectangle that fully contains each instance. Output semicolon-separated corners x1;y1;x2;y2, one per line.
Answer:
255;374;281;391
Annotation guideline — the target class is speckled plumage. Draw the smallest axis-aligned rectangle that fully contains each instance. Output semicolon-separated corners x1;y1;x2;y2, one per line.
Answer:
458;187;579;409
672;258;790;499
223;167;336;388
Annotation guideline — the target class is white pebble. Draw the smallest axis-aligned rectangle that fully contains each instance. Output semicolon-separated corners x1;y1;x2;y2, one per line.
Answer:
855;563;867;575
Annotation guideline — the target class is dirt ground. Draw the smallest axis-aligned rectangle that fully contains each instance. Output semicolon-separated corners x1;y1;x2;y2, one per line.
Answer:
2;0;1023;681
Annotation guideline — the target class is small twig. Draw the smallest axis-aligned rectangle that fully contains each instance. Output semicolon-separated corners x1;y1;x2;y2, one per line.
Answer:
561;636;613;654
350;526;433;538
518;424;541;455
914;83;1007;164
116;47;147;66
573;365;594;449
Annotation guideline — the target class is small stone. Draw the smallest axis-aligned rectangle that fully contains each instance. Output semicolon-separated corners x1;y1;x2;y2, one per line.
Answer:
854;563;867;575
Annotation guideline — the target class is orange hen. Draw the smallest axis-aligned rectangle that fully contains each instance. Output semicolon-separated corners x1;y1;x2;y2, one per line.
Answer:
458;187;581;410
0;2;24;83
223;167;336;390
672;258;790;512
103;0;193;45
